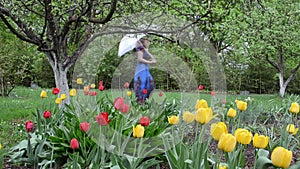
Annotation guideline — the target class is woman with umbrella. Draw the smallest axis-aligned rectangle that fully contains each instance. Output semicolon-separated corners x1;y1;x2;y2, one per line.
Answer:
134;36;156;103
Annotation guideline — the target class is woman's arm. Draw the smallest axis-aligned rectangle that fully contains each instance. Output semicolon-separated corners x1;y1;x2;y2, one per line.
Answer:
137;51;155;64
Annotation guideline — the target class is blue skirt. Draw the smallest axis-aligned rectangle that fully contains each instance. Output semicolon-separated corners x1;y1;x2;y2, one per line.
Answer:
134;69;154;102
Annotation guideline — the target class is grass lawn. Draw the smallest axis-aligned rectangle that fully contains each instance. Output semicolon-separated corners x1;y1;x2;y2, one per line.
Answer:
0;86;284;122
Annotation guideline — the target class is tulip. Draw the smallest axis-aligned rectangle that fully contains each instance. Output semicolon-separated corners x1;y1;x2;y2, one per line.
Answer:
98;85;104;91
133;124;144;138
227;108;237;118
90;83;96;89
114;97;130;113
271;147;292;168
124;82;129;88
198;85;204;90
127;91;132;97
195;99;208;110
25;121;34;132
80;122;90;132
221;99;226;104
70;138;79;150
210;122;228;141
195;108;214;124
234;128;253;145
182;111;195;123
218;164;227;169
76;78;83;85
60;93;67;100
142;89;147;94
218;133;236;152
236;100;247;111
52;87;60;95
253;133;269;149
168;115;180;125
289;102;299;114
69;89;77;97
159;91;163;97
95;112;110;125
0;143;2;149
140;116;150;126
210;91;216;96
286;124;299;135
40;90;47;98
55;97;62;104
84;86;90;93
43;110;51;119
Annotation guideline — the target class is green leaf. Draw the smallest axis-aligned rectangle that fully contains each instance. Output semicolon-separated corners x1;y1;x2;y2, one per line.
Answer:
256;157;273;169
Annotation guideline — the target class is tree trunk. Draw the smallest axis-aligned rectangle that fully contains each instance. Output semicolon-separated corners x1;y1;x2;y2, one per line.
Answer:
53;63;70;105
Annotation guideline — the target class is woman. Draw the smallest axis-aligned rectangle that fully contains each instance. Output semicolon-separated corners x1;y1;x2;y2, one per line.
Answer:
134;37;156;103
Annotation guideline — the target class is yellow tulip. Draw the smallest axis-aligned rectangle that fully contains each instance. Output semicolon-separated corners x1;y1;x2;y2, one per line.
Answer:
182;111;195;123
286;124;299;135
218;164;227;169
271;147;292;168
289;102;299;114
55;97;62;104
234;128;253;145
236;100;247;111
253;133;269;149
168;116;180;125
210;122;228;141
127;91;132;97
0;143;2;149
40;90;47;98
60;94;67;100
133;124;144;138
90;83;96;89
195;99;208;110
69;89;77;97
195;108;214;124
76;78;83;85
227;108;237;118
218;133;236;152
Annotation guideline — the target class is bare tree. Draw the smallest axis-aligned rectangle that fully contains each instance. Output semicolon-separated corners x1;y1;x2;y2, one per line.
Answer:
0;0;117;103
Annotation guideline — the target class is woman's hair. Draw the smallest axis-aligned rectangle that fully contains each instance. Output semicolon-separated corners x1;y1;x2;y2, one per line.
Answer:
135;36;150;52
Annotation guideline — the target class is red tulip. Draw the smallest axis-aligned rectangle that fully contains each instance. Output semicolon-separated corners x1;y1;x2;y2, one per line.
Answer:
142;89;147;94
89;91;97;96
124;82;129;88
99;81;103;86
140;116;150;126
98;85;104;91
84;91;89;95
222;99;226;104
198;85;204;90
25;121;34;132
52;87;60;95
159;91;163;97
80;122;90;132
70;138;79;150
114;97;130;113
43;110;51;119
210;91;216;96
95;112;110;125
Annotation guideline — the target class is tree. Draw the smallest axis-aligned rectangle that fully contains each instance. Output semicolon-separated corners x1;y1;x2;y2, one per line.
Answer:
223;0;300;97
0;0;117;102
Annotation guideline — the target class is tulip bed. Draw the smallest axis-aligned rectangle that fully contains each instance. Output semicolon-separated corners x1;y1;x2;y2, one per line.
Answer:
0;85;300;169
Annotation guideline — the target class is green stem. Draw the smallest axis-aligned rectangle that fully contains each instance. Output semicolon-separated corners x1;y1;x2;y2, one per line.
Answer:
253;148;258;169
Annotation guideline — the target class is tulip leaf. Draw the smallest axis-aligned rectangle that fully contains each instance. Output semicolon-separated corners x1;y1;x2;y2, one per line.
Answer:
257;149;269;157
288;161;300;169
256;157;273;169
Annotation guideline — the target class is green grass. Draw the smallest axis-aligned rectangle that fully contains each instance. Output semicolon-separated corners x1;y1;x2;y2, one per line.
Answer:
0;86;284;122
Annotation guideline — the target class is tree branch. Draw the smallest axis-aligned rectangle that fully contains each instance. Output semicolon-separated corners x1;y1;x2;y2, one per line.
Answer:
0;7;41;45
266;55;279;70
89;0;117;23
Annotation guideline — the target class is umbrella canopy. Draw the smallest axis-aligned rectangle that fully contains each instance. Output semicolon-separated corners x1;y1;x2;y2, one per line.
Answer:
118;34;146;57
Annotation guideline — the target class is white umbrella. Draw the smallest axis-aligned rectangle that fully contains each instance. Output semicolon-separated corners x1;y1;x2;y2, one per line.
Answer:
118;34;146;57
